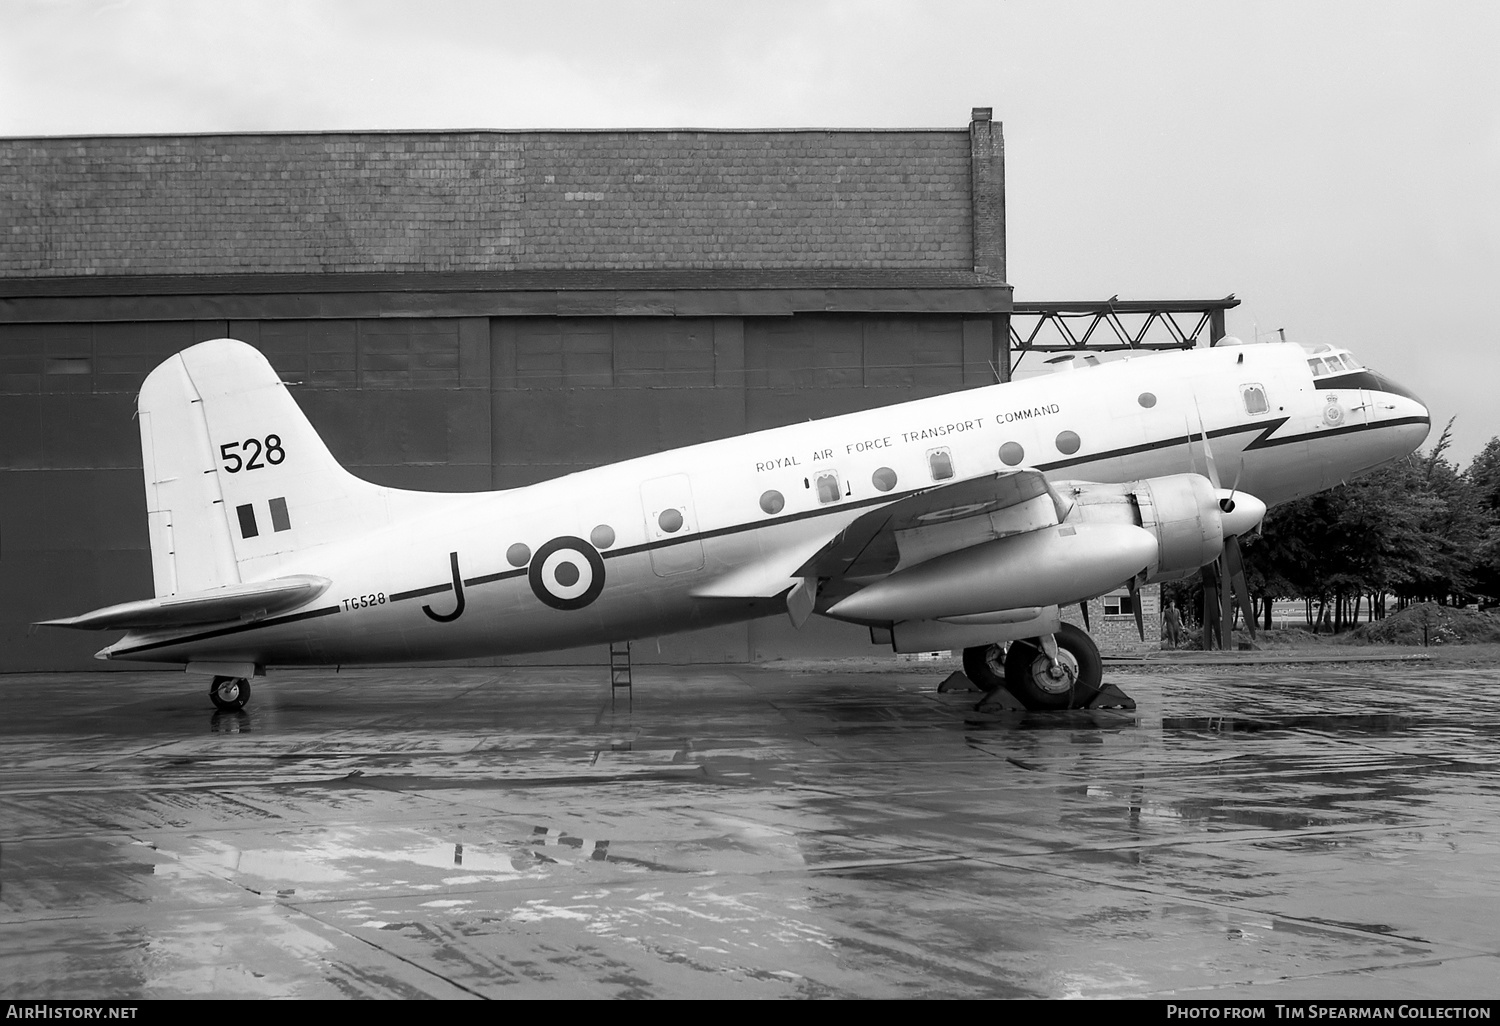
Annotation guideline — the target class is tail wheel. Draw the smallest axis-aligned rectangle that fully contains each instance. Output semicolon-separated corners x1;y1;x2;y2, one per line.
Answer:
1002;623;1103;710
961;644;1006;693
209;675;251;711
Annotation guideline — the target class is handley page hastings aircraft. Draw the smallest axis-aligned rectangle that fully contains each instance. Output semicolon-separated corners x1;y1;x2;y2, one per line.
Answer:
40;337;1429;712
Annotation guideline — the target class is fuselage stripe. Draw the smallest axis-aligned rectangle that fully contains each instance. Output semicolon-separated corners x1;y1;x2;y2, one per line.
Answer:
388;583;453;602
463;568;528;587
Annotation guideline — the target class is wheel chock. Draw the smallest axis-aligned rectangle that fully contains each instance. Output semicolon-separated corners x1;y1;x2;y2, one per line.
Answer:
971;681;1137;715
973;688;1029;714
937;671;980;693
1081;682;1136;710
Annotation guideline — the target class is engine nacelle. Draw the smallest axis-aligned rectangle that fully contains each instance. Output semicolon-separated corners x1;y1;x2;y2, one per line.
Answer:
825;521;1159;623
1062;473;1225;582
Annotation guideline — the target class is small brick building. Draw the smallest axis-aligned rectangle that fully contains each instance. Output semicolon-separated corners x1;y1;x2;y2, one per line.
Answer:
1;112;1013;670
1061;589;1165;655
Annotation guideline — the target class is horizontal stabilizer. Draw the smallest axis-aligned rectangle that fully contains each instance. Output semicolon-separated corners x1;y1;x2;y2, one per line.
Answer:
36;575;331;631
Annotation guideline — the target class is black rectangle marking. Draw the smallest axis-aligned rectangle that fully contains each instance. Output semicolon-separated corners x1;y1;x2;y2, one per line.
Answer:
269;496;290;532
236;503;258;538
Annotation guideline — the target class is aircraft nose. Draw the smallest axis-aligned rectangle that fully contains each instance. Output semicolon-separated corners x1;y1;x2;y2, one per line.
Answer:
1369;368;1426;407
1371;371;1432;452
1216;490;1266;538
1397;403;1433;453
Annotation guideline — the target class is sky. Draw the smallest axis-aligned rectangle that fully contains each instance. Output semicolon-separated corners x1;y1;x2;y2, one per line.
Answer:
3;0;1497;465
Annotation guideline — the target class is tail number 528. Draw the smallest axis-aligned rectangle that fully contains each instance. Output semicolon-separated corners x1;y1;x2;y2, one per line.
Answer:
221;435;285;473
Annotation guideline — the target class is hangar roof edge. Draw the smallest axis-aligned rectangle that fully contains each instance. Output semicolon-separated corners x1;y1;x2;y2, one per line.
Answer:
0;126;974;144
0;269;1008;299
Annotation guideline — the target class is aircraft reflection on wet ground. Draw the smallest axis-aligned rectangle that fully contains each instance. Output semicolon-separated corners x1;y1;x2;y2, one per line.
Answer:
3;659;1500;999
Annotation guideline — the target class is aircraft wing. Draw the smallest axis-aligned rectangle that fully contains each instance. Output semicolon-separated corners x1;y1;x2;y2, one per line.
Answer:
36;575;332;631
798;469;1071;580
691;469;1071;606
816;468;1161;625
695;468;1156;629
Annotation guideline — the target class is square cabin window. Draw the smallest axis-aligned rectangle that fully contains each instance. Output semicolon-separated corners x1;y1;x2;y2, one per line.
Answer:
927;447;954;481
1241;384;1270;415
815;471;842;504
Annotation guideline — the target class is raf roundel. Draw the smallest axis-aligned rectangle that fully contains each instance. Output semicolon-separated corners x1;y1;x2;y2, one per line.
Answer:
528;536;606;610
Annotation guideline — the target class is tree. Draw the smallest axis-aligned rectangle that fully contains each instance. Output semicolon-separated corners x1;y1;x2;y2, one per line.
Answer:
1462;436;1500;603
1241;428;1471;628
1169;427;1500;632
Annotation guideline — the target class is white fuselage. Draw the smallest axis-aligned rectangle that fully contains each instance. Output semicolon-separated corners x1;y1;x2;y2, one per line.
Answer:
103;343;1429;668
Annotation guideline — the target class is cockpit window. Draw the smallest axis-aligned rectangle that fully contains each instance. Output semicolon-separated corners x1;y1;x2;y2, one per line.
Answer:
1308;351;1364;378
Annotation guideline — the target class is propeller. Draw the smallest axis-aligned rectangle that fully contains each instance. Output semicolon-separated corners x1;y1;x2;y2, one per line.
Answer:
1189;411;1264;648
1129;576;1145;641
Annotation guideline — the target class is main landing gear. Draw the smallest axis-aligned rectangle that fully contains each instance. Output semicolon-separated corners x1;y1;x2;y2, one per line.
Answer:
209;675;251;712
962;622;1109;711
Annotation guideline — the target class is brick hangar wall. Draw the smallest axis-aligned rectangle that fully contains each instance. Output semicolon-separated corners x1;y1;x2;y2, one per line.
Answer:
1;131;973;275
0;122;1007;670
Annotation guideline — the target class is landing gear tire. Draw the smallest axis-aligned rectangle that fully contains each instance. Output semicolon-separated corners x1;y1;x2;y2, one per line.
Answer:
961;644;1006;694
1002;623;1103;710
209;675;251;712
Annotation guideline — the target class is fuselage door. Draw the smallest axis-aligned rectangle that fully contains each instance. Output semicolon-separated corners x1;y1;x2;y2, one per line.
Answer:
640;473;705;577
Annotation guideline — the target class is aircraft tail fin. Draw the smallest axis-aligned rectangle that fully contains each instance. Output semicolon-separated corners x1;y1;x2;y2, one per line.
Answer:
138;339;405;594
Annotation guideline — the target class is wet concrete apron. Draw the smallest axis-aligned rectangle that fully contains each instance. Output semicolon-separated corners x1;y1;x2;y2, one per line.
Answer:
2;661;1499;998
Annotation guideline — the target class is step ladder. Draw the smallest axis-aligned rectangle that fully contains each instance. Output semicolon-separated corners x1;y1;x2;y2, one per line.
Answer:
609;641;632;707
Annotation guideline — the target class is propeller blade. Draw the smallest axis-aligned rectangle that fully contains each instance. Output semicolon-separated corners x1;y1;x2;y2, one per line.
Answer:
1219;552;1234;647
1128;577;1145;641
1200;562;1220;649
1192;401;1222;489
1223;535;1257;640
